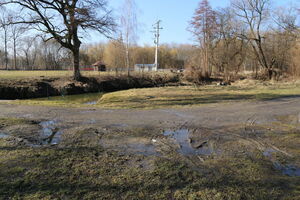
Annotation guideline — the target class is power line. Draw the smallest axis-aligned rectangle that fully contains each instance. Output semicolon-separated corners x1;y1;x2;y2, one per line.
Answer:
152;20;162;71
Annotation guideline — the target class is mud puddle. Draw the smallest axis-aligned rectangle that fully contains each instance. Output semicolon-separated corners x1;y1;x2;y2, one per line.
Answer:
163;129;214;156
39;120;63;145
100;137;158;156
0;132;9;139
263;148;300;177
274;163;300;176
263;148;277;157
122;143;157;156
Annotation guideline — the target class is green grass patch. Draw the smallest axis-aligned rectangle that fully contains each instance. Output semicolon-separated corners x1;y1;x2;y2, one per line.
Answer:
0;70;115;79
8;82;300;109
0;70;170;80
13;93;103;107
97;84;300;109
0;117;34;129
0;146;298;199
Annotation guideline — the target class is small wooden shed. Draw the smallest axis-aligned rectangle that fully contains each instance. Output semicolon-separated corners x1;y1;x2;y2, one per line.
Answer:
92;61;106;71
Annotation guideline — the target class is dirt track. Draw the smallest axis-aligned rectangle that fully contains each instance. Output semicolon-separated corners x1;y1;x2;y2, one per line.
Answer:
1;96;299;162
0;96;299;130
1;97;300;199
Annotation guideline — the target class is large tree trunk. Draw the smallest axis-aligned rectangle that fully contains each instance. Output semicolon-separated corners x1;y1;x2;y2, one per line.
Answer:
72;48;81;81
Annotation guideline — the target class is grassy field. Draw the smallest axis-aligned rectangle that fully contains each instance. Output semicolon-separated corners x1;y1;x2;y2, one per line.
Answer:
0;70;117;79
1;78;300;199
98;82;300;109
0;70;170;80
11;93;104;107
0;117;299;199
11;80;300;109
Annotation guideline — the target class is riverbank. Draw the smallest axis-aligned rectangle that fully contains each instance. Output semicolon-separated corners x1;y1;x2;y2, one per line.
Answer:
0;73;180;100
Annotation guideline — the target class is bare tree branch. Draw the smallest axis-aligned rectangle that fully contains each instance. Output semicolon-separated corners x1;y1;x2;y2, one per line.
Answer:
0;0;116;80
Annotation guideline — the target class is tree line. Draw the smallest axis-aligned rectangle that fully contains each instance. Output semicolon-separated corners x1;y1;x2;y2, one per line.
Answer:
188;0;299;81
0;34;189;72
0;0;299;81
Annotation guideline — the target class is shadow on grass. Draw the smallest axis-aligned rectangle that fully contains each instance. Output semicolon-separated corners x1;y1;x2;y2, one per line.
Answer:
0;144;299;199
0;146;175;199
109;93;300;109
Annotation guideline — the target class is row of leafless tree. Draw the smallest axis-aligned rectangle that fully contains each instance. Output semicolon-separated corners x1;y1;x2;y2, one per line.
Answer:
0;32;188;72
0;0;299;81
0;0;141;79
0;0;117;80
80;42;189;72
0;30;73;71
188;0;299;80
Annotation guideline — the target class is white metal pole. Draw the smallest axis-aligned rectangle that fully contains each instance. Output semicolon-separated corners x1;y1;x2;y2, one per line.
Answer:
154;20;162;72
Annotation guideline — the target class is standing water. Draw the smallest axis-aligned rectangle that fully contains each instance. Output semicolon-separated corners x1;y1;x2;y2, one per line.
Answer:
39;120;62;145
0;133;9;139
263;148;300;177
163;129;214;155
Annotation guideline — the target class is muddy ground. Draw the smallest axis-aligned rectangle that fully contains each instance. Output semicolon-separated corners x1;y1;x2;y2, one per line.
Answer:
0;97;300;199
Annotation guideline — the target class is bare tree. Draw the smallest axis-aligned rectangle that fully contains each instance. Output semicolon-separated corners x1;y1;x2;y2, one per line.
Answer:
10;23;25;70
267;6;299;77
81;43;106;65
213;8;246;80
104;36;126;75
232;0;274;78
189;0;217;78
0;0;116;80
273;6;299;35
0;12;9;70
21;36;38;70
120;0;139;76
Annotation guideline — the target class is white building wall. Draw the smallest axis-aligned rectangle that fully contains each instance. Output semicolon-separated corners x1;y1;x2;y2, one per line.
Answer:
134;64;157;72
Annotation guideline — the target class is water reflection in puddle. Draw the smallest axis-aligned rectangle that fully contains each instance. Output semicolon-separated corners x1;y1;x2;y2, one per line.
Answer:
163;129;213;156
274;163;300;177
263;148;277;157
100;139;158;156
39;120;63;145
124;143;158;156
263;148;300;177
0;133;9;139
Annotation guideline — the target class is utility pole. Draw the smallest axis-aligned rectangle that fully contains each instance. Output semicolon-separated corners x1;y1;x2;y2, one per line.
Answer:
152;20;162;71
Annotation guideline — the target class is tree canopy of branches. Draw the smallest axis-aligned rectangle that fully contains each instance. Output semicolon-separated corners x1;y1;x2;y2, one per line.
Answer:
232;0;274;78
104;38;126;74
212;8;246;80
0;12;10;70
189;0;217;77
120;0;138;76
0;0;115;80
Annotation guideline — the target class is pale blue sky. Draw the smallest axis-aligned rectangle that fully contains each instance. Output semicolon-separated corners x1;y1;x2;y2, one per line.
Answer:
86;0;299;45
